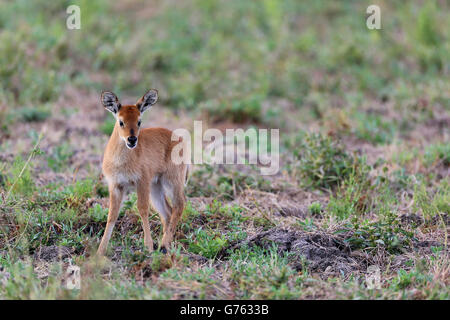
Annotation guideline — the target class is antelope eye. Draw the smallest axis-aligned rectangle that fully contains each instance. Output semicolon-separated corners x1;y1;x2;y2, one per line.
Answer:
119;120;124;127
138;120;141;127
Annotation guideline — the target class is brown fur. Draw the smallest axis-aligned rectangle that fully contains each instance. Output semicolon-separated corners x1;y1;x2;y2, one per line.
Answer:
97;90;187;256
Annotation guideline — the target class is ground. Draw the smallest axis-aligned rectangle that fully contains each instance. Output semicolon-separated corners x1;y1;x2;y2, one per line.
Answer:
0;0;449;299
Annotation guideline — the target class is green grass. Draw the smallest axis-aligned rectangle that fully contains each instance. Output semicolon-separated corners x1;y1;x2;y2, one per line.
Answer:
352;112;396;145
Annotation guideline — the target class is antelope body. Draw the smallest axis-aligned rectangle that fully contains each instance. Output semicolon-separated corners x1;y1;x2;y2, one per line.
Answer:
97;89;187;255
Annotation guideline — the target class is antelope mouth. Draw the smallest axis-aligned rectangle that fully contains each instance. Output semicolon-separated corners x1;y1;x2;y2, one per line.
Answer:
126;142;137;149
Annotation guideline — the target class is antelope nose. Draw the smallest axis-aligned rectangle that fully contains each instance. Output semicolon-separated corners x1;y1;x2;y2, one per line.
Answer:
128;136;137;144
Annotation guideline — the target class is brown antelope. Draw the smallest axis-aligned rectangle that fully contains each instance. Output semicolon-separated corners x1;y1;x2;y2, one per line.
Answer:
97;89;188;256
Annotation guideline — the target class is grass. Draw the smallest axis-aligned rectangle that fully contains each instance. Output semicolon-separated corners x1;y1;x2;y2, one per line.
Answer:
0;0;449;300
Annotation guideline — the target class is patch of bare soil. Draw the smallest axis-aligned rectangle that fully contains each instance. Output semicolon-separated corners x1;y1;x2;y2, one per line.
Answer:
400;213;450;227
340;134;386;166
223;228;362;277
236;188;328;219
33;245;72;262
32;245;74;280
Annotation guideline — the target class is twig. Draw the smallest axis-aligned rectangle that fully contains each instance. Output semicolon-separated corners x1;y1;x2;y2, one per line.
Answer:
4;129;44;202
3;128;44;250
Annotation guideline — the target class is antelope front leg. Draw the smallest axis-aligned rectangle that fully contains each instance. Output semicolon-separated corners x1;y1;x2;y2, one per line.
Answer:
137;181;154;252
97;185;123;256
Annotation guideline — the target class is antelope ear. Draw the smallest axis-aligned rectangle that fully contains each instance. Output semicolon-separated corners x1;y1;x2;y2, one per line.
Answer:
101;91;121;114
136;89;158;113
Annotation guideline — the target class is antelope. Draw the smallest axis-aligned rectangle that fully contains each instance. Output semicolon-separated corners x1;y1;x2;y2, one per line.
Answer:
97;89;188;256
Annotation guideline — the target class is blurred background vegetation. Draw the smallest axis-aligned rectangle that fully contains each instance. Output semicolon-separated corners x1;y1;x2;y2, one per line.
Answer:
0;0;448;124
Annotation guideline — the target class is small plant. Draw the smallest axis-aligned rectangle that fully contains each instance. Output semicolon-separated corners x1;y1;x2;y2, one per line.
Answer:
187;227;227;259
5;156;36;196
47;142;73;171
297;218;317;232
327;165;402;221
390;168;413;192
89;204;109;223
18;106;51;123
182;200;247;259
334;43;364;66
120;192;138;215
413;181;449;224
63;179;95;208
415;2;440;47
200;94;265;124
95;183;109;198
338;211;414;254
327;167;372;220
389;268;432;292
308;202;322;215
424;142;450;167
352;112;395;145
288;132;357;189
227;244;299;299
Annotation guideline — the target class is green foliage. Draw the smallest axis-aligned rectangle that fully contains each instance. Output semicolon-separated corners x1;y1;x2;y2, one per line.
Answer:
89;203;108;223
415;2;440;47
308;202;322;215
390;268;433;292
100;116;115;136
71;179;94;199
424;142;450;167
226;244;301;299
47;142;73;171
0;29;62;105
17;106;51;123
183;204;229;259
62;179;95;208
327;164;371;219
338;211;414;254
327;164;405;221
288;132;356;189
0;0;447;113
5;156;35;196
353;112;396;145
413;181;449;222
95;183;109;198
409;2;446;72
200;94;265;123
334;44;364;66
390;168;413;192
183;200;247;259
296;218;318;232
187;164;272;200
120;192;138;215
187;227;227;259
